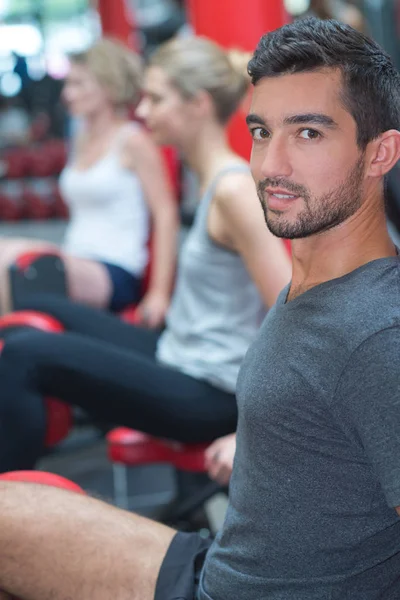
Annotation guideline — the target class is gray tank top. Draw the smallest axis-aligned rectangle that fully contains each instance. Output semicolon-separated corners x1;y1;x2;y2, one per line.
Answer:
156;166;267;393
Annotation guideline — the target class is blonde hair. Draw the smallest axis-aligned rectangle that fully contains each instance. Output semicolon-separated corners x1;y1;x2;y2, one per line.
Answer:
70;38;143;108
149;36;251;124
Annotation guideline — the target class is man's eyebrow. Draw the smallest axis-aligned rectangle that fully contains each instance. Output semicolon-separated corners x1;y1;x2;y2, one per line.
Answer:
283;113;338;128
245;112;338;130
246;114;267;127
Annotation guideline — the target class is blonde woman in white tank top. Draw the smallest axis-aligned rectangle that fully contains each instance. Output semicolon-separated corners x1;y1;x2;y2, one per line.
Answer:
0;39;178;327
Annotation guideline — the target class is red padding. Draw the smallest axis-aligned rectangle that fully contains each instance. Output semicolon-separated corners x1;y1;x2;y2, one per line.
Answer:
15;250;61;271
0;310;65;333
0;470;85;494
44;398;73;447
107;427;208;473
119;305;141;324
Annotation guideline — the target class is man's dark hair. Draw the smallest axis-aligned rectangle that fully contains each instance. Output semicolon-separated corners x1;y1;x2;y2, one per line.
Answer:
248;17;400;148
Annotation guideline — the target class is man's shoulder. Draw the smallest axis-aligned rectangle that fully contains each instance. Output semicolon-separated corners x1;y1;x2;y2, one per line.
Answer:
350;257;400;326
333;324;400;410
321;256;400;331
351;324;400;361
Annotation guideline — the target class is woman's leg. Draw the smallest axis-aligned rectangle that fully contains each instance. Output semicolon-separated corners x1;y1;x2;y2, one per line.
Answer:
0;328;237;471
55;256;142;311
0;237;133;313
62;255;113;309
17;293;160;354
0;339;47;471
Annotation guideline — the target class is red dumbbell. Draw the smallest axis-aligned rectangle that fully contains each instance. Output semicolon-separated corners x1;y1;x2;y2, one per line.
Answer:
28;145;56;178
45;139;68;175
23;178;56;220
1;148;29;179
53;185;69;219
0;181;25;221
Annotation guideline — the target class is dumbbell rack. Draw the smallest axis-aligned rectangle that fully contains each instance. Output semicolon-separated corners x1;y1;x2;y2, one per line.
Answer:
0;139;69;222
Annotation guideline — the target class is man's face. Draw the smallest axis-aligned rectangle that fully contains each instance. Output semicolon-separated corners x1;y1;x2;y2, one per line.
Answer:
248;69;366;239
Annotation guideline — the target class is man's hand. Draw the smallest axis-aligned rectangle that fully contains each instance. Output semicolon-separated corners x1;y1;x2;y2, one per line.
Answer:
205;433;236;486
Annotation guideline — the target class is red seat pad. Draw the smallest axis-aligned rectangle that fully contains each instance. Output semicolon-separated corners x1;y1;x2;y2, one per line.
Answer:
107;427;209;473
0;470;85;495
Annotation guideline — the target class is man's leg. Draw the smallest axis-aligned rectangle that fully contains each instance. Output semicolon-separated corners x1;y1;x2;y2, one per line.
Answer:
0;481;176;600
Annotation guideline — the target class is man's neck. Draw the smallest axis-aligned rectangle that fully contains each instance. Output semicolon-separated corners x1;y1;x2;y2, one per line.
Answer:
288;199;396;302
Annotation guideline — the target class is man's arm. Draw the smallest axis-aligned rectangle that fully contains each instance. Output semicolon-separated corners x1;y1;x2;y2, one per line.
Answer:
335;326;400;510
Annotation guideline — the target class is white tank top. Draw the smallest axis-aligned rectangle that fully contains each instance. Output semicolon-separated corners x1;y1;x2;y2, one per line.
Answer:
59;123;150;276
156;166;267;393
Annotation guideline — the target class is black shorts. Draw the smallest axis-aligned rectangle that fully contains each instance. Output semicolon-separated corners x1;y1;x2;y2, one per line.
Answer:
100;262;142;312
155;531;212;600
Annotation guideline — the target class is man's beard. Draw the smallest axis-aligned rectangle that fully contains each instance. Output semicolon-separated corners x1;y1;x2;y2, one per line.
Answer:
256;155;365;239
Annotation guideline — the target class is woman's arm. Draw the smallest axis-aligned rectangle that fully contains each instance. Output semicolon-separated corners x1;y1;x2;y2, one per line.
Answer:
205;433;237;486
124;128;179;327
209;171;292;308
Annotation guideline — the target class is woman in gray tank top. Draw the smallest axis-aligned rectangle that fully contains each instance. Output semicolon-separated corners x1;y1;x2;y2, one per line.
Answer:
138;36;291;393
0;36;291;472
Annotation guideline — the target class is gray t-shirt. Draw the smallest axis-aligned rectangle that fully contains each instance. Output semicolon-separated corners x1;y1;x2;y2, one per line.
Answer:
199;256;400;600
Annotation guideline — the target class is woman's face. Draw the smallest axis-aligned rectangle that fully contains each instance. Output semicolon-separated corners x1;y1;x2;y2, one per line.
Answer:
137;66;199;147
62;62;110;118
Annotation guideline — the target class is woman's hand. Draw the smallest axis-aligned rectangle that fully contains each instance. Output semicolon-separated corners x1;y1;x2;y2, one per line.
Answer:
205;433;237;486
135;290;170;328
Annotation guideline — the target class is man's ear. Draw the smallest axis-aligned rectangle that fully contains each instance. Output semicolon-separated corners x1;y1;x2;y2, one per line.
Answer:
366;130;400;178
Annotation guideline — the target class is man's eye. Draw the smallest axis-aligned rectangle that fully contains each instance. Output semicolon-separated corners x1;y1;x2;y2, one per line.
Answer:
251;127;269;141
299;129;321;140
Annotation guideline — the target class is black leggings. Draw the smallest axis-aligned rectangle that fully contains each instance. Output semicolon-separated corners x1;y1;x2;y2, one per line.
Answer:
0;295;237;472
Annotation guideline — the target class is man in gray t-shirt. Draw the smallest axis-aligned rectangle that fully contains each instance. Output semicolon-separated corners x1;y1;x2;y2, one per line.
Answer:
0;16;400;600
201;257;400;599
198;16;400;599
